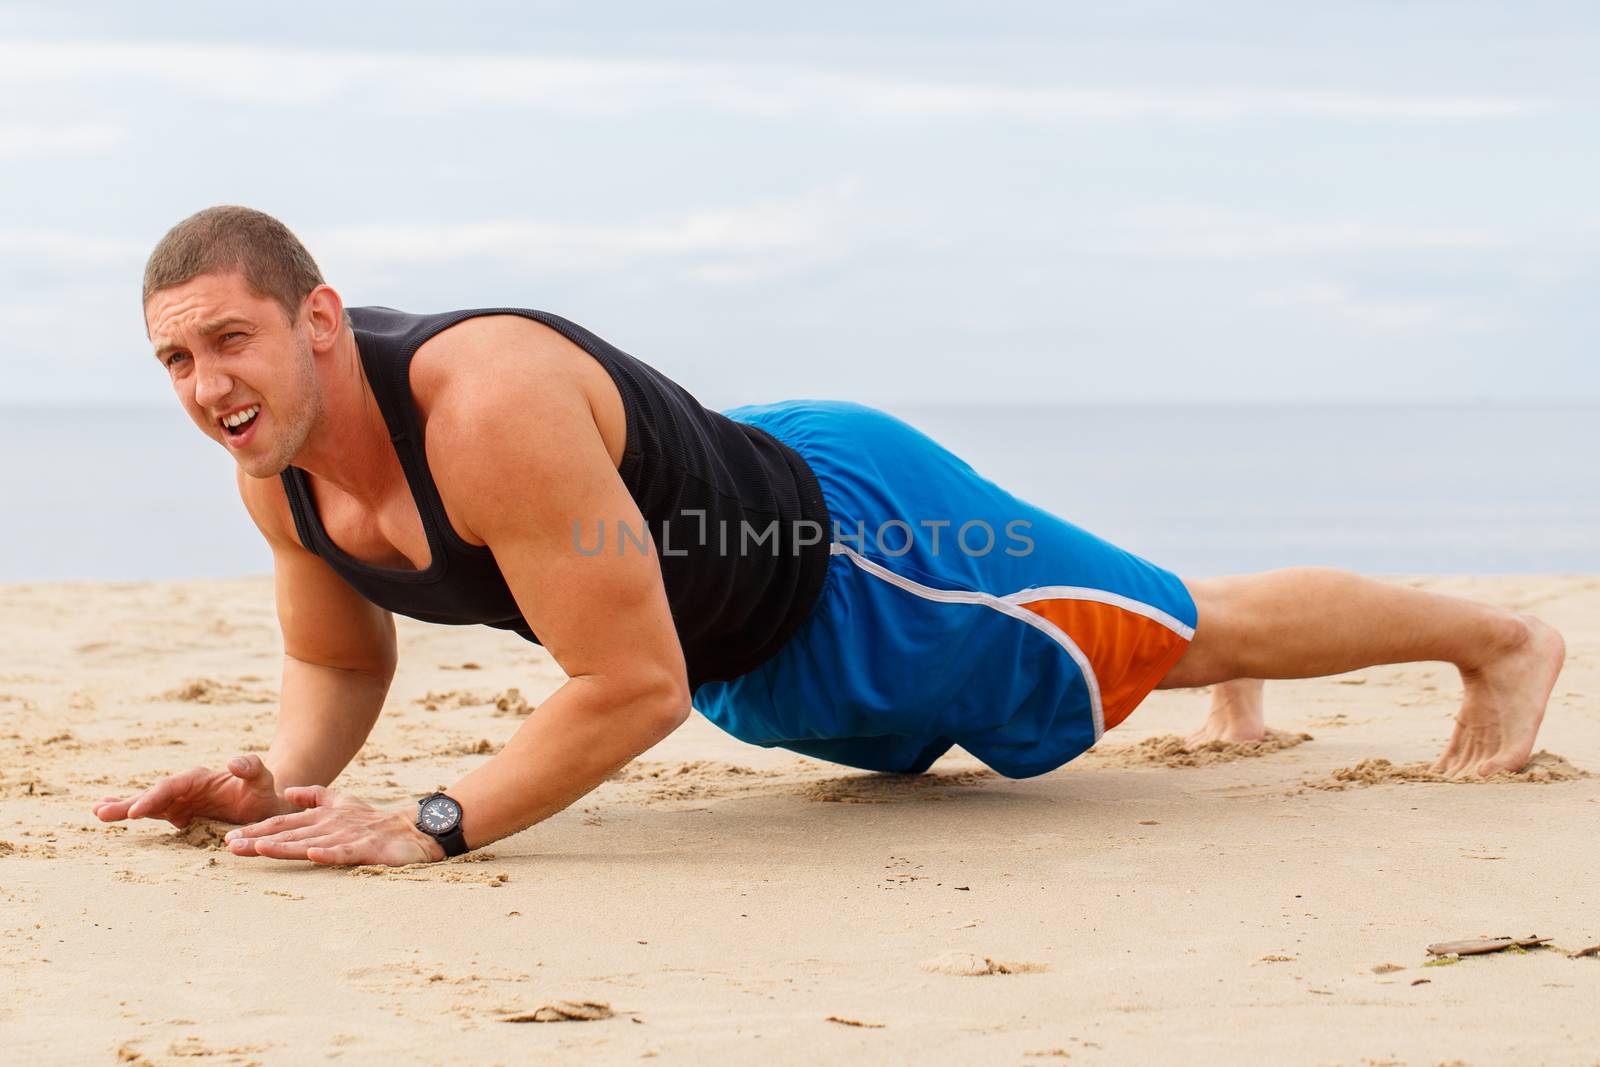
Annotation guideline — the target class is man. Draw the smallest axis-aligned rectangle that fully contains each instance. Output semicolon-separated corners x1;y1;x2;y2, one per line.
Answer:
93;207;1566;866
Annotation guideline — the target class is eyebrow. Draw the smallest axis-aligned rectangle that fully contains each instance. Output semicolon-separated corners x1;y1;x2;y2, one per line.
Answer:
152;317;250;361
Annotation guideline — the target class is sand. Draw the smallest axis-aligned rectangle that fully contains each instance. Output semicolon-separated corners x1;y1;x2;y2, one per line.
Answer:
1;573;1597;1064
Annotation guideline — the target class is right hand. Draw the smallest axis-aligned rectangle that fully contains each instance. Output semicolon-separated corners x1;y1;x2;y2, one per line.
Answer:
91;755;294;829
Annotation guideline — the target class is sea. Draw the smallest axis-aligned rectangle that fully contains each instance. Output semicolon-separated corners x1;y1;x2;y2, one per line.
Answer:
1;404;1595;584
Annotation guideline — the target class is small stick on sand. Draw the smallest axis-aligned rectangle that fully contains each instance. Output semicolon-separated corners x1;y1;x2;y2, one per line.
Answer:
1425;936;1551;957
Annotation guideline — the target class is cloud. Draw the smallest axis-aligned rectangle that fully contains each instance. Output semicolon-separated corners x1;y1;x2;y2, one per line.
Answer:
0;230;146;267
1117;203;1503;259
0;39;1545;123
820;81;1537;122
313;181;862;279
0;182;861;311
1254;283;1499;334
0;122;127;159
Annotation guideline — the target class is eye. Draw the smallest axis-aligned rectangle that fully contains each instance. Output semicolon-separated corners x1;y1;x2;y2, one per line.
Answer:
164;352;189;369
221;331;244;343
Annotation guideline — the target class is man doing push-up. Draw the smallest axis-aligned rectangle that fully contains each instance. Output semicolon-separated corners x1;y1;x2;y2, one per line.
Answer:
93;207;1567;866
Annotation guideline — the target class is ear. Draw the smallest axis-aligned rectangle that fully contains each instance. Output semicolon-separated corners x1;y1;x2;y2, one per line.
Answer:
303;284;346;354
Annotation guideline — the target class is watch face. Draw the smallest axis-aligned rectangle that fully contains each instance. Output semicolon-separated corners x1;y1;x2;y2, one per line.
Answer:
418;795;461;834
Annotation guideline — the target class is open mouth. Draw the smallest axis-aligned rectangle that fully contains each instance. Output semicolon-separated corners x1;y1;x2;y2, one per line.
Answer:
219;404;261;438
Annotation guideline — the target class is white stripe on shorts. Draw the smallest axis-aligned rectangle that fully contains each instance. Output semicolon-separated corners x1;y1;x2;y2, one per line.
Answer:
998;586;1195;641
830;542;1107;739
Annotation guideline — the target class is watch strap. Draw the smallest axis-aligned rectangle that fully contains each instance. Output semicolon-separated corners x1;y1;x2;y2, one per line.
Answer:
435;824;469;857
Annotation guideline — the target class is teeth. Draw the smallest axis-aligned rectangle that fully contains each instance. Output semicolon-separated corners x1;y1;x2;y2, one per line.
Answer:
223;405;260;429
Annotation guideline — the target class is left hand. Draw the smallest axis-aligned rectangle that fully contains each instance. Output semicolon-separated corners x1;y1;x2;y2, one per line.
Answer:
224;785;445;866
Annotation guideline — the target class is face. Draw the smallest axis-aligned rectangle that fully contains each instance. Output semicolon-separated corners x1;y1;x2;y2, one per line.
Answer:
145;271;324;478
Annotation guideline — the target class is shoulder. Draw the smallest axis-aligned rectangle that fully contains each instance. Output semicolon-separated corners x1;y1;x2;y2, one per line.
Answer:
405;314;626;539
408;311;629;461
409;314;601;453
410;314;579;411
235;465;300;550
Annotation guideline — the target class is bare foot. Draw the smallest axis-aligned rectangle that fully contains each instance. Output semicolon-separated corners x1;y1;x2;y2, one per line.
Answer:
1184;678;1267;748
1433;614;1566;777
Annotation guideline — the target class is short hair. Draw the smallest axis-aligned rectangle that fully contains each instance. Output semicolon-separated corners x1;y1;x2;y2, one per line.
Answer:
143;206;328;324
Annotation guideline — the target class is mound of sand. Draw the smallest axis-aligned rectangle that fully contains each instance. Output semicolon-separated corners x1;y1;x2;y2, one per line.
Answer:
168;818;233;850
1305;750;1588;790
491;688;535;717
1088;729;1313;769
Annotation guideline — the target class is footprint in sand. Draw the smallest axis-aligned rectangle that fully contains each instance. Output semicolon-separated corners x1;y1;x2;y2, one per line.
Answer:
609;759;788;803
920;951;1048;976
0;776;65;798
415;688;492;711
1087;729;1312;769
118;1038;273;1063
154;678;276;705
1305;713;1372;729
1305;750;1588;790
604;760;997;806
0;692;40;712
801;769;997;804
346;857;511;885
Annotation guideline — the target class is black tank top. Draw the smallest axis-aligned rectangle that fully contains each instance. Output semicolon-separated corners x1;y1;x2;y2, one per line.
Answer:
279;306;831;691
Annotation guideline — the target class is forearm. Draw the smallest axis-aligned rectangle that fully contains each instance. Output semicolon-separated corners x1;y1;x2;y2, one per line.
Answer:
444;676;689;849
263;654;393;789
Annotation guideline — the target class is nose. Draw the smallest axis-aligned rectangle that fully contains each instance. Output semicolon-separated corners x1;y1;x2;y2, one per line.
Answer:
191;356;234;411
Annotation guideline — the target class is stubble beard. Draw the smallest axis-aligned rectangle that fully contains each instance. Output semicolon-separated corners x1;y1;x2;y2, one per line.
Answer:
242;335;322;479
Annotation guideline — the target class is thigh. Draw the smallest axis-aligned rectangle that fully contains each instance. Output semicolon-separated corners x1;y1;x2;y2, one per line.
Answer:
1154;576;1239;689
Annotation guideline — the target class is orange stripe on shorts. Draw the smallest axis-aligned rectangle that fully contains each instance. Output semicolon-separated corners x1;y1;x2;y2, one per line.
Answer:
1018;597;1192;730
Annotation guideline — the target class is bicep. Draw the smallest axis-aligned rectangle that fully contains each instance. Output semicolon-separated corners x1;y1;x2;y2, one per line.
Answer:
436;377;688;698
237;469;396;675
270;540;396;675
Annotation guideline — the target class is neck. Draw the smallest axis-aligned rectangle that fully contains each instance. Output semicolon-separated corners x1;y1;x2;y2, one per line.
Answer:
286;328;403;505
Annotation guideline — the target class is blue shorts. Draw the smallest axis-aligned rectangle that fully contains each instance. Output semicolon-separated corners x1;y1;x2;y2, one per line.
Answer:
692;401;1197;779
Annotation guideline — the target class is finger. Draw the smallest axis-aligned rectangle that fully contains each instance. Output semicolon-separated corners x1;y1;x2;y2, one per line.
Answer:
228;831;324;857
94;799;133;821
225;809;322;842
125;774;192;819
306;843;363;866
226;835;260;856
126;767;204;819
123;789;165;820
283;785;333;809
227;754;268;781
243;824;331;851
248;833;346;861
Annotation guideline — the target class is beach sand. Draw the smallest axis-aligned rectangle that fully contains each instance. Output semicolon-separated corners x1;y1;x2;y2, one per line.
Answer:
2;574;1597;1065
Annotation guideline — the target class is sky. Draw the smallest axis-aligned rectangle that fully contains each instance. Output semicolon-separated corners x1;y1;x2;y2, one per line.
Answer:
2;1;1597;410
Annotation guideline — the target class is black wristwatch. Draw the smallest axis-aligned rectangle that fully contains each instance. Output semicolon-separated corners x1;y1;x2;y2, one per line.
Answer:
415;792;469;857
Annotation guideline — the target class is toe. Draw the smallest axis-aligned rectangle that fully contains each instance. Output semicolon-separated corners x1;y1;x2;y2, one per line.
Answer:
1477;752;1526;777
